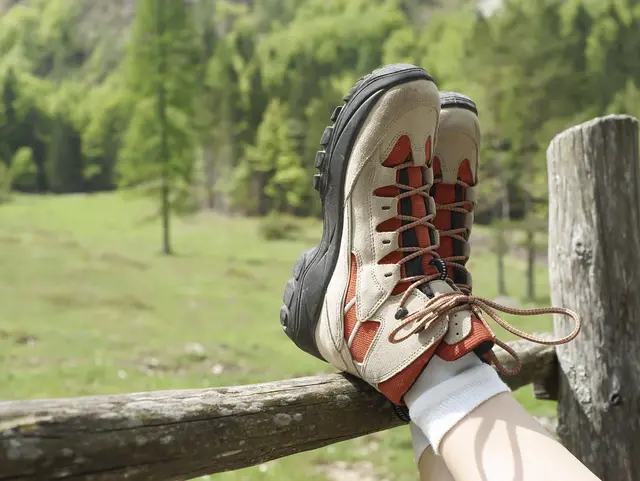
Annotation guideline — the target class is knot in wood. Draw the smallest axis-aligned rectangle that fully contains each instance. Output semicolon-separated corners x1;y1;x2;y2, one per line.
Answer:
609;392;622;406
572;237;592;266
273;413;292;427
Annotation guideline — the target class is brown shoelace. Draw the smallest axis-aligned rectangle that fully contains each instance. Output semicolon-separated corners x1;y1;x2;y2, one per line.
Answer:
388;288;581;376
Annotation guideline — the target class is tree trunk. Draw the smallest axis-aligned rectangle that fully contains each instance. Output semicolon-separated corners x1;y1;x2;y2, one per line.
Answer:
525;226;535;300
496;170;510;296
197;6;217;211
211;141;231;213
524;161;535;301
547;115;640;481
495;221;506;296
157;0;172;255
256;171;271;215
202;143;215;209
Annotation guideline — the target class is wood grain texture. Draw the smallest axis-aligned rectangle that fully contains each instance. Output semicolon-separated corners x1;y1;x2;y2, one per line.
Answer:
547;114;640;481
0;339;553;481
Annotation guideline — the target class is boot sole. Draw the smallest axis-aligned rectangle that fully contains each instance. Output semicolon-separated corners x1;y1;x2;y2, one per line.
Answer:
280;64;435;361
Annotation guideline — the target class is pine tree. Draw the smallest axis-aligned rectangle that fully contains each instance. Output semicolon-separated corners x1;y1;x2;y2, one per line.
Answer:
230;99;306;214
120;0;201;254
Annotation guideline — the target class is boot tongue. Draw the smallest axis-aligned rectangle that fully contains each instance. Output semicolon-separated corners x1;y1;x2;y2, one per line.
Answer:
403;277;470;326
417;278;456;298
426;279;457;296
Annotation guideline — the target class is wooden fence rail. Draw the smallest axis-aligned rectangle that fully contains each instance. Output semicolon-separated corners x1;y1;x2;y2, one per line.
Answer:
1;115;639;481
0;340;555;481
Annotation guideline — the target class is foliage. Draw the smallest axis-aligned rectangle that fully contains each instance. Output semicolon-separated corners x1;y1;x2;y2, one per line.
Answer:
119;0;200;205
0;0;638;219
230;99;306;214
10;146;36;189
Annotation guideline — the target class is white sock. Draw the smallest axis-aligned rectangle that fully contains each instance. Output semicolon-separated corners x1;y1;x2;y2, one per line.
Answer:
406;353;511;455
407;353;482;462
410;421;430;464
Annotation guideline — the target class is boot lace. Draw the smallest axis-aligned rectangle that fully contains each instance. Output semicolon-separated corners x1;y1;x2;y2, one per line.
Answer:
388;289;581;375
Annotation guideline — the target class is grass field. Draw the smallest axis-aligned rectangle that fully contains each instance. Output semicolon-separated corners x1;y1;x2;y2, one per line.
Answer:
0;193;556;481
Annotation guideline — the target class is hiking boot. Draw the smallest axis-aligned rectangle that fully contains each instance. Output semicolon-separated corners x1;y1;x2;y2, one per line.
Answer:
430;93;495;363
280;69;582;406
280;64;448;404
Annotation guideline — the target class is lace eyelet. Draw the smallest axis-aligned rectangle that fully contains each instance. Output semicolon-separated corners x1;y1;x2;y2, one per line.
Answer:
429;257;448;281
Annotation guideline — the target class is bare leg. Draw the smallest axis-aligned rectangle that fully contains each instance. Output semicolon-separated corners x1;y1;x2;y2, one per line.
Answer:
417;446;455;481
439;392;603;481
412;423;455;481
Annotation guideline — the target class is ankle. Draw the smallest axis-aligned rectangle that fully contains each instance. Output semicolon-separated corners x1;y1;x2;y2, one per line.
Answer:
406;353;510;454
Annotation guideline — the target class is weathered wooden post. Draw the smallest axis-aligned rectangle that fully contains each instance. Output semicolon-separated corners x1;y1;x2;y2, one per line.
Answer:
547;114;640;481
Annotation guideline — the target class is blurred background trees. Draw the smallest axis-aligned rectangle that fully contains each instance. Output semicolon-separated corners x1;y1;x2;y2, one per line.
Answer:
0;0;638;272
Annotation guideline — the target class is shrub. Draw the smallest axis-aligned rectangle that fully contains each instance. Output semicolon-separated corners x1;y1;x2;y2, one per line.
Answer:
259;211;302;241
